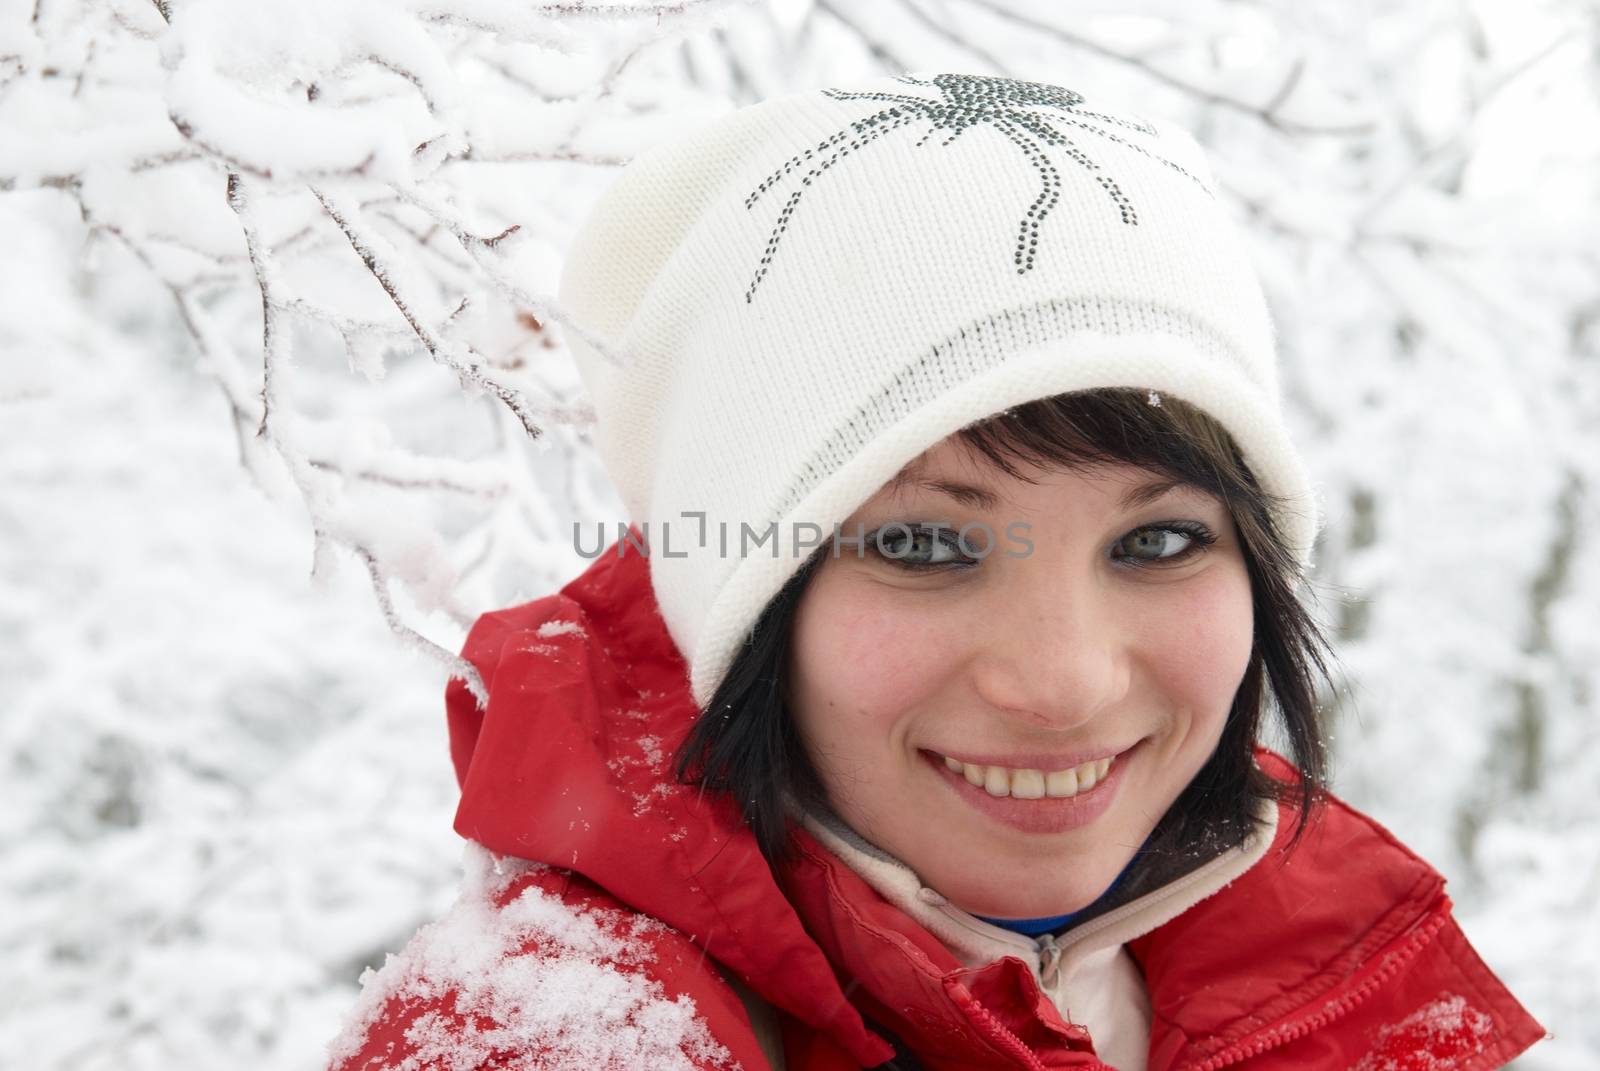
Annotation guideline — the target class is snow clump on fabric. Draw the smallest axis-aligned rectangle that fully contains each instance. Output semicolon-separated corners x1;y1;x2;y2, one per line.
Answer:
1349;993;1496;1071
324;843;741;1071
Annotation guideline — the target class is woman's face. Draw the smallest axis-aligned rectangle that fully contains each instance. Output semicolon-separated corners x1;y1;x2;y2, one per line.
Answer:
784;436;1255;919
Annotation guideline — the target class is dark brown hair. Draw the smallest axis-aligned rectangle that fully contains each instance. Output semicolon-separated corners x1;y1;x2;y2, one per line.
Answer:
673;387;1335;910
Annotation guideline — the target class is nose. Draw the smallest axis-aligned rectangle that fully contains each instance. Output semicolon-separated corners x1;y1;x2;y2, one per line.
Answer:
969;565;1133;732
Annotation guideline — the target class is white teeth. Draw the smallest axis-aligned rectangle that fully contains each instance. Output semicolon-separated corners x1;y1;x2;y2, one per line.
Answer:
1077;762;1099;791
1045;767;1078;796
944;753;1118;799
1010;769;1045;799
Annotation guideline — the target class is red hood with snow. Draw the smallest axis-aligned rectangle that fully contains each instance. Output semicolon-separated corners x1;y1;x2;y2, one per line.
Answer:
434;539;1544;1070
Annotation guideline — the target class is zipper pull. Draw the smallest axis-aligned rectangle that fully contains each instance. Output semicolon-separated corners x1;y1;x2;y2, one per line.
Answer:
1037;931;1063;988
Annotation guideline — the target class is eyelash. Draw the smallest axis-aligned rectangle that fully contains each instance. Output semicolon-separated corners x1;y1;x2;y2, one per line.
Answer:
1109;520;1218;570
864;521;1219;572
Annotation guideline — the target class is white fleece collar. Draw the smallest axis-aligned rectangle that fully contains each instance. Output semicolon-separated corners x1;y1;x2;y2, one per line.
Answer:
792;793;1280;986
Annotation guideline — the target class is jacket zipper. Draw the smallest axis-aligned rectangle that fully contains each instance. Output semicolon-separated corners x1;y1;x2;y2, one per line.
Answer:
1188;904;1450;1071
1037;931;1064;988
963;997;1051;1071
949;974;1113;1071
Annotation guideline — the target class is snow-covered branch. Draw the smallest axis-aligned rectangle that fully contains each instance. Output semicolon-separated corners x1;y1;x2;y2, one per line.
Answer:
0;0;743;716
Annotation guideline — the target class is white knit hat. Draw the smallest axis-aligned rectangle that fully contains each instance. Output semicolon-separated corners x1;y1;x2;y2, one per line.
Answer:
558;71;1322;709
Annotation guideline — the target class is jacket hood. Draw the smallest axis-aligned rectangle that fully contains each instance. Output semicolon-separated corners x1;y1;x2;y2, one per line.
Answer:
446;540;896;1067
446;539;1542;1070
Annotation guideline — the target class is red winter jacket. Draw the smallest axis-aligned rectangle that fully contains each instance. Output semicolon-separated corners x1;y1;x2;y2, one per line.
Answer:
328;542;1545;1071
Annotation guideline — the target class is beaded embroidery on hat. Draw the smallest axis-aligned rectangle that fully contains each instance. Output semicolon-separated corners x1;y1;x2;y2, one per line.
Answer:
741;72;1210;303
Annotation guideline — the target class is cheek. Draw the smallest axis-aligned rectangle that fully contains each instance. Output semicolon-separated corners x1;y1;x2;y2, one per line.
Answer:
788;575;955;751
1148;563;1254;732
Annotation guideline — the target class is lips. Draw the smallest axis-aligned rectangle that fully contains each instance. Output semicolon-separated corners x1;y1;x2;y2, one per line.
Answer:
936;752;1115;799
923;741;1137;835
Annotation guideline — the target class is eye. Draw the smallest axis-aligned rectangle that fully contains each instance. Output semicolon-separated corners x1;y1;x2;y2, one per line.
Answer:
866;523;978;570
1111;521;1218;567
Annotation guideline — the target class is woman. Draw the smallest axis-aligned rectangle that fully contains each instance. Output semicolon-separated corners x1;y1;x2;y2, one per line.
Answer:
326;73;1544;1070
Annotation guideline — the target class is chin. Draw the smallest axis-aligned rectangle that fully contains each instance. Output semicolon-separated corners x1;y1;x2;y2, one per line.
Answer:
940;869;1120;921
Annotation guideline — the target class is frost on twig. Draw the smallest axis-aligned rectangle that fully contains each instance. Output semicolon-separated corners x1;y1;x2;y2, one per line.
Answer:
309;184;556;440
351;539;488;707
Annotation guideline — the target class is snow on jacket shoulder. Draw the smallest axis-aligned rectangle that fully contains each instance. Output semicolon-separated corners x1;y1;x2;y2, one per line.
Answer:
324;846;763;1071
325;541;1546;1071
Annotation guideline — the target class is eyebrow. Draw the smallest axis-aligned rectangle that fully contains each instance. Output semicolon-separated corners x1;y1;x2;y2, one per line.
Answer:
884;462;1002;511
1118;478;1185;511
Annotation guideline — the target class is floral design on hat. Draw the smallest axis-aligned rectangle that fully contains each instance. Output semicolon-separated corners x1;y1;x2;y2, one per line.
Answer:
741;73;1208;304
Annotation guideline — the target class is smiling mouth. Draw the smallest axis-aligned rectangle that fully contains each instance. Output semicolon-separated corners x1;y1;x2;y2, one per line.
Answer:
927;746;1134;800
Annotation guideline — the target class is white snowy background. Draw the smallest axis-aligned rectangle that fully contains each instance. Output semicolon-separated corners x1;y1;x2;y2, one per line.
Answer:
2;0;1596;1067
